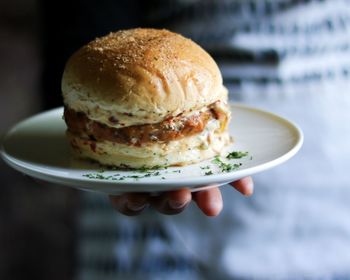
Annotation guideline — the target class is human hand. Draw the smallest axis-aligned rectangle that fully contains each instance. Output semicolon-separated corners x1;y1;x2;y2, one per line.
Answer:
109;176;253;217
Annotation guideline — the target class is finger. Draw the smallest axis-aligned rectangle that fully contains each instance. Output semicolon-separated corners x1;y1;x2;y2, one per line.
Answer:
229;176;254;196
150;188;191;215
109;193;149;216
192;187;223;217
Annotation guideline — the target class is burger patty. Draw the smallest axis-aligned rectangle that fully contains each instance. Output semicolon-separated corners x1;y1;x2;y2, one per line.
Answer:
64;107;218;146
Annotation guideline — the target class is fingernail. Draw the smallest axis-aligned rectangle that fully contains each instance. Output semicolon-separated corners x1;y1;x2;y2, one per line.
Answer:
168;200;187;209
244;182;254;197
210;201;221;210
209;198;223;215
127;201;146;211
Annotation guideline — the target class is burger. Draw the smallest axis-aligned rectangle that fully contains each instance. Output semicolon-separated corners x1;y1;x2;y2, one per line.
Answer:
62;28;231;169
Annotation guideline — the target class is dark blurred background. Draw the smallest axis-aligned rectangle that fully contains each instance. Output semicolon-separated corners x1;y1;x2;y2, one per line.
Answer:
0;1;77;279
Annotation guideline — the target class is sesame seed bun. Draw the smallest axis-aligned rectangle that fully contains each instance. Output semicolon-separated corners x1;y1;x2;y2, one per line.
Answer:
62;28;227;128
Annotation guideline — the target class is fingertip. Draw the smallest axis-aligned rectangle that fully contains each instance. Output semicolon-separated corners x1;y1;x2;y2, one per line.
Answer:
193;187;223;217
150;188;191;215
167;188;192;209
109;193;149;216
230;176;254;196
205;204;223;217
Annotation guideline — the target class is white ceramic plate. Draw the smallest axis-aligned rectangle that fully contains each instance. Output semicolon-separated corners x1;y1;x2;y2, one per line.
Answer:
1;104;303;194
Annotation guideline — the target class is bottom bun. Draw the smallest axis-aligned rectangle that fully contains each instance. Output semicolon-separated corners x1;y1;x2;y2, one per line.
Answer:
67;129;232;169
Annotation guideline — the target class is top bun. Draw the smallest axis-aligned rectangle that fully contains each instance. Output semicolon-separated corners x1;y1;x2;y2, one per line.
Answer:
62;28;227;128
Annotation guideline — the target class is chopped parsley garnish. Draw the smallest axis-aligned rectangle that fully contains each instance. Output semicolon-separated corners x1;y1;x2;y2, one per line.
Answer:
83;170;162;181
226;151;249;159
129;165;168;174
204;170;213;176
200;165;210;170
212;156;242;172
135;166;151;173
83;173;112;180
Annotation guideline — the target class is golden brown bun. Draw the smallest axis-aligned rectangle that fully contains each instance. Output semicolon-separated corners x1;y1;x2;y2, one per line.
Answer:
62;28;228;128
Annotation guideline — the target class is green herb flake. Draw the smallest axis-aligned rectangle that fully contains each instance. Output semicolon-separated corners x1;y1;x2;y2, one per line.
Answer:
153;165;168;170
82;169;163;181
200;166;210;170
83;173;112;180
211;156;242;173
136;166;151;173
204;170;213;176
226;151;249;159
133;165;168;174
